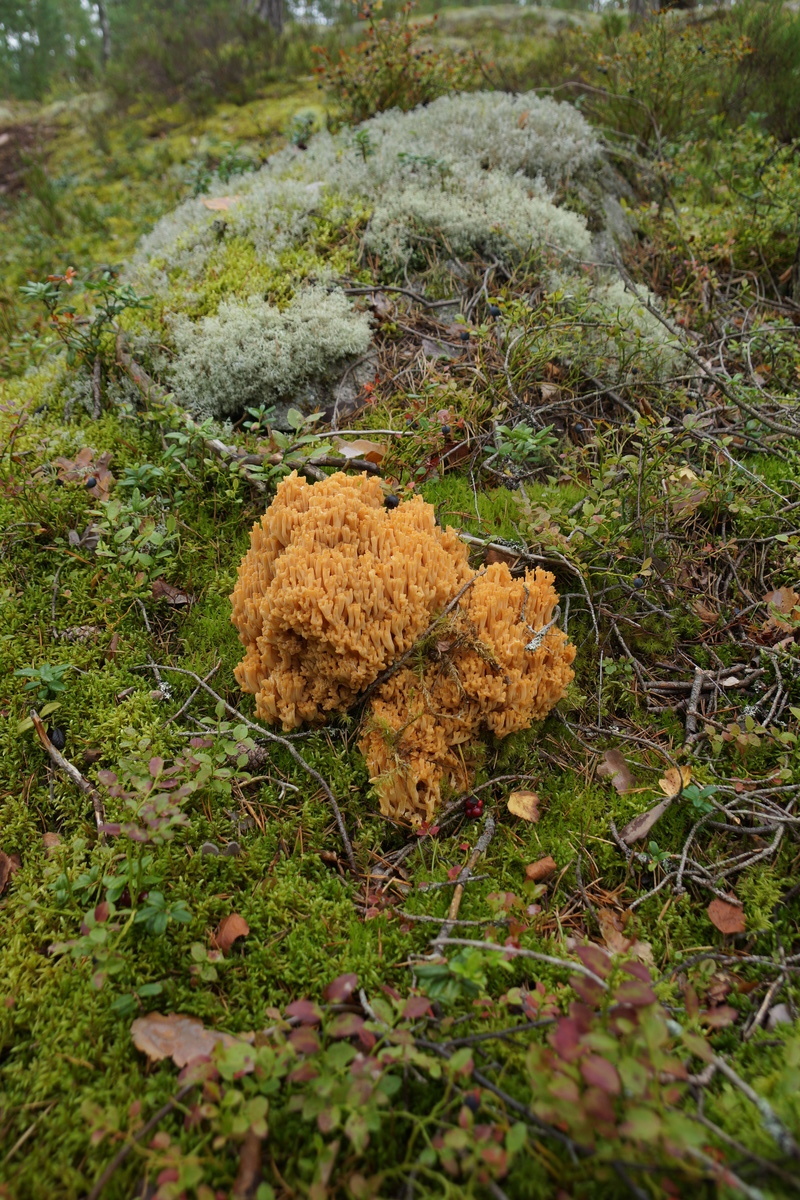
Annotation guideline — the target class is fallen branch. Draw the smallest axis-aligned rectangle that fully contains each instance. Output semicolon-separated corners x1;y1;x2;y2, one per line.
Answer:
30;709;105;835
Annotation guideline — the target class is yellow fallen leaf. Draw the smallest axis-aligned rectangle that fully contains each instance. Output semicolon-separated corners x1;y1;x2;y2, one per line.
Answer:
333;438;387;465
658;765;692;797
507;790;541;822
200;195;241;212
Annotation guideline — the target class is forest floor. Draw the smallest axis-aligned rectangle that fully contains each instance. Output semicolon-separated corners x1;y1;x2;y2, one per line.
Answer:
1;8;800;1200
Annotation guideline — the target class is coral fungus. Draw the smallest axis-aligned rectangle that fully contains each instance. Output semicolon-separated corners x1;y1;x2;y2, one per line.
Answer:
231;472;575;823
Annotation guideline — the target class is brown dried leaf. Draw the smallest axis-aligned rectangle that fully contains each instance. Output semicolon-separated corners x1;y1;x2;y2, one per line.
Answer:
131;1011;241;1067
619;797;672;845
707;898;746;935
507;790;541;823
200;195;241;211
53;449;114;500
332;438;387;465
658;766;692;798
213;913;250;955
763;587;800;633
525;855;557;882
596;749;635;794
42;832;61;856
232;1128;264;1199
0;850;21;895
151;578;194;607
596;907;629;955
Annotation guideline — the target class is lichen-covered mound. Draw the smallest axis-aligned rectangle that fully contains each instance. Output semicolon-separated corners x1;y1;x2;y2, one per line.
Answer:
359;564;575;823
232;473;575;823
231;471;472;726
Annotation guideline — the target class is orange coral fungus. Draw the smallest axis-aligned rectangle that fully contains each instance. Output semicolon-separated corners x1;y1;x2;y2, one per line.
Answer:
359;564;575;823
231;474;575;824
230;471;471;727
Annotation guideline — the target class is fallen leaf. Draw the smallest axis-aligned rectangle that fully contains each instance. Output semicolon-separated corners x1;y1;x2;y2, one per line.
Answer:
763;587;800;633
525;855;557;882
700;1005;738;1029
0;850;21;895
658;765;692;798
596;749;635;794
707;898;745;935
152;579;194;607
485;546;520;566
507;790;541;822
619;797;672;845
42;832;61;856
232;1128;264;1199
668;466;708;517
596;907;629;955
332;437;387;465
200;195;241;211
212;913;250;955
131;1011;241;1067
53;449;114;500
323;973;358;1003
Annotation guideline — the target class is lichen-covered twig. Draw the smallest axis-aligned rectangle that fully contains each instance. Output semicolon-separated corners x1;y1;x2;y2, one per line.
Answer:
30;709;106;835
140;666;357;874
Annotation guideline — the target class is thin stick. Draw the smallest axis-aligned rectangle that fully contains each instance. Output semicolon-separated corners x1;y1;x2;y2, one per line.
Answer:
684;666;706;745
165;661;221;726
432;815;496;947
139;667;357;874
91;356;102;420
85;1082;194;1200
433;937;609;989
355;571;485;711
30;709;106;835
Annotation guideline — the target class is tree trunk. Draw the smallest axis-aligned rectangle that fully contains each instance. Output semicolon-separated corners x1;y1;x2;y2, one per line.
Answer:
629;0;655;26
96;2;111;65
253;0;284;35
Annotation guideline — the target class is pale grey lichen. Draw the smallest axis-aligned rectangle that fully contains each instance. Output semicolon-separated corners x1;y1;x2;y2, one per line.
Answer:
168;286;372;421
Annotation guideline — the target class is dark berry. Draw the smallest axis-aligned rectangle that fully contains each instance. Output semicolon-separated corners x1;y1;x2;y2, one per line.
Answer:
384;495;400;510
85;476;97;489
48;726;66;750
460;330;470;342
464;1094;480;1113
441;424;451;437
632;576;644;589
488;305;501;317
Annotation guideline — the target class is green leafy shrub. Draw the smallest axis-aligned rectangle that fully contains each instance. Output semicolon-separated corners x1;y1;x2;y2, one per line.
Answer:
314;1;480;124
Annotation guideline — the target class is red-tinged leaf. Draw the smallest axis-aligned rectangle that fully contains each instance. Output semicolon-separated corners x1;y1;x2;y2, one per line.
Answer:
212;913;249;956
707;898;746;934
287;1062;319;1084
94;901;110;924
580;1055;621;1096
552;1017;583;1061
99;823;121;836
658;1057;689;1081
700;1005;738;1029
619;797;672;845
570;975;606;1007
620;960;651;983
403;996;433;1019
285;999;322;1025
289;1026;320;1054
582;1085;617;1128
614;979;656;1008
323;973;358;1003
575;944;612;979
447;864;462;881
97;769;117;786
149;756;164;778
328;1013;365;1039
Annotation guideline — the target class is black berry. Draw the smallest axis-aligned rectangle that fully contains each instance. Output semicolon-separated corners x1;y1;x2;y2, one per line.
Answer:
460;330;470;342
85;477;97;489
488;305;501;317
384;495;400;509
48;726;66;750
441;425;451;437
